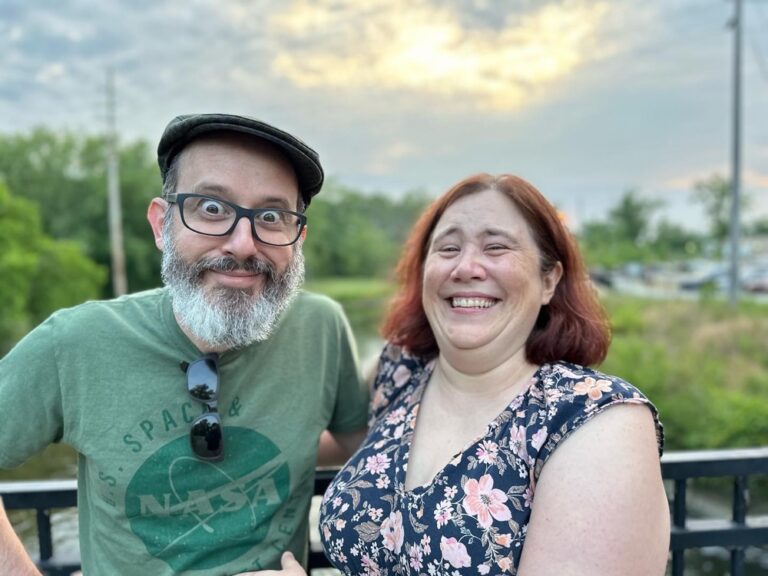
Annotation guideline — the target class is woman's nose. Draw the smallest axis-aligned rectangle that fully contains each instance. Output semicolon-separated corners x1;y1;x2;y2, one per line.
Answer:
450;248;487;281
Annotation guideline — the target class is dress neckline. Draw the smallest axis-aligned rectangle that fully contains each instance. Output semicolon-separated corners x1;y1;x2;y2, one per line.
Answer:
396;360;541;496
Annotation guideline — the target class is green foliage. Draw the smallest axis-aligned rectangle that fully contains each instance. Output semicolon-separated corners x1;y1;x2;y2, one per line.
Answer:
0;129;161;295
600;296;768;450
0;182;105;354
303;180;430;279
690;173;747;258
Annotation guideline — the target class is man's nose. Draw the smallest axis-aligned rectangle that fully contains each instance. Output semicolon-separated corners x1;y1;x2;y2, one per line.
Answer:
220;216;262;260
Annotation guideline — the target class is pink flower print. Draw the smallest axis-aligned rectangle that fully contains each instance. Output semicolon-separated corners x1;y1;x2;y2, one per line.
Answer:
368;507;383;521
385;406;407;425
332;496;342;509
380;510;404;554
478;564;491;574
444;485;458;499
409;544;424;570
335;519;346;530
361;554;381;576
497;557;513;572
476;440;499;464
440;536;472;568
376;475;390;489
531;426;548;451
573;376;612;400
392;364;411;387
494;533;512;547
366;453;391;474
509;425;527;459
523;486;534;507
421;534;431;555
434;499;453;527
462;474;512;529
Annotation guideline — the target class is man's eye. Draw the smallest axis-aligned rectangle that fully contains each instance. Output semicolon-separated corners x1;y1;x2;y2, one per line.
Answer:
200;199;226;216
258;210;283;224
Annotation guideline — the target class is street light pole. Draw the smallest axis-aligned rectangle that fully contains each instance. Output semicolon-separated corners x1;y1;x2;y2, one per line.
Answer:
728;0;743;307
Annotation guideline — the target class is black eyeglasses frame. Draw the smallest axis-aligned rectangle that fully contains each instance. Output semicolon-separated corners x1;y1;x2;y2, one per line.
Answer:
166;192;307;247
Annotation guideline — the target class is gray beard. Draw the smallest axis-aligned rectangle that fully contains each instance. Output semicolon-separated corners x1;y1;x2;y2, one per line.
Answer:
160;221;305;350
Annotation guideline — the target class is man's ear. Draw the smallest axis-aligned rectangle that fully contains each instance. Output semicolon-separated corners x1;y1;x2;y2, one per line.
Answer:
300;225;307;242
147;198;169;251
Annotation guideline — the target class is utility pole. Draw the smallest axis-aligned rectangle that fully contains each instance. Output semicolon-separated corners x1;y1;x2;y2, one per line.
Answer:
106;68;128;296
727;0;743;307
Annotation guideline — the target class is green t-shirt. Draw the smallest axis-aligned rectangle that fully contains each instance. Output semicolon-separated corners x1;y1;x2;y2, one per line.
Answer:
0;288;369;575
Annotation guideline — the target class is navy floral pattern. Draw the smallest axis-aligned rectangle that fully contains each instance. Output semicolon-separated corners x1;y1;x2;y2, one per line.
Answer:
319;343;663;575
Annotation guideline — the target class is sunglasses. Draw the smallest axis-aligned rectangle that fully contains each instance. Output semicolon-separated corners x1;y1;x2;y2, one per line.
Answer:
181;354;224;461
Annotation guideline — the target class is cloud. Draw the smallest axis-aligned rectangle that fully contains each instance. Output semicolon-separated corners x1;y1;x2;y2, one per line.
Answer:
35;63;67;84
366;141;424;175
264;0;612;110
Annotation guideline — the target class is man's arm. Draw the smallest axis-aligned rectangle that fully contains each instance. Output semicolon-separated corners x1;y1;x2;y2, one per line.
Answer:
316;428;367;467
0;497;42;576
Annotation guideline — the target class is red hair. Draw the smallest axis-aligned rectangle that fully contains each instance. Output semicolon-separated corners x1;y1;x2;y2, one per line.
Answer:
380;173;610;366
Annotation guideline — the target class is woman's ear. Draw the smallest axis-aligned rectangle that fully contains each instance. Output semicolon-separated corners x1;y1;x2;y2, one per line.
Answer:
541;261;563;305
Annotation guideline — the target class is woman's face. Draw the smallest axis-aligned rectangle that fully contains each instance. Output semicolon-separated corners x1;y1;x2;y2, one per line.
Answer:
422;188;561;363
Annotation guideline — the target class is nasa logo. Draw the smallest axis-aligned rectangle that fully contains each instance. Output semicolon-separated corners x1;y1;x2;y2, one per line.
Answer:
125;427;290;571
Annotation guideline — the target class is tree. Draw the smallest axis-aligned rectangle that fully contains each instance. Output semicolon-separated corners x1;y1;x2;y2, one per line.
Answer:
607;189;662;246
691;174;750;257
0;182;105;353
0;129;161;295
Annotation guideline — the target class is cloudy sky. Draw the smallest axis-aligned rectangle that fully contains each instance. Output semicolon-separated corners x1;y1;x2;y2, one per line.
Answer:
1;0;767;230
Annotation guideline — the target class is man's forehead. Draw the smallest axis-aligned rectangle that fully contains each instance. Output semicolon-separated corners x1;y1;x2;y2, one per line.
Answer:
176;135;301;205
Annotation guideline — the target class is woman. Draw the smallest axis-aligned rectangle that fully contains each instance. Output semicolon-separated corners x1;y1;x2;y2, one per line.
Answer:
317;174;669;575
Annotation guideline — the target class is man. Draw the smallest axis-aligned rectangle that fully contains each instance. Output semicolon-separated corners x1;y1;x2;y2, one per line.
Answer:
0;114;369;575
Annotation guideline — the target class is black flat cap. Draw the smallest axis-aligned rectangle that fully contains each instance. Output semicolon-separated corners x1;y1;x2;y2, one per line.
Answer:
157;113;324;206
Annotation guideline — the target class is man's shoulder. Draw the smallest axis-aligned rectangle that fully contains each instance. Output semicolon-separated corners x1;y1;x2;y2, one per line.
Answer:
47;288;168;332
289;290;345;316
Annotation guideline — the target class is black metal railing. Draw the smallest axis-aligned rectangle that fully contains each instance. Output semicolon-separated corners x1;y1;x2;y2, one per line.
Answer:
1;447;767;575
661;447;768;576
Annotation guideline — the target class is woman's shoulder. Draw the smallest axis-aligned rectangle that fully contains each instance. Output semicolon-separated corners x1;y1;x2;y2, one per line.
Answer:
528;361;664;463
535;361;648;403
369;342;433;422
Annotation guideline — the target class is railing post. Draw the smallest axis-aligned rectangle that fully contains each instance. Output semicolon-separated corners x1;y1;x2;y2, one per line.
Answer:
730;475;748;576
671;478;687;576
36;507;53;561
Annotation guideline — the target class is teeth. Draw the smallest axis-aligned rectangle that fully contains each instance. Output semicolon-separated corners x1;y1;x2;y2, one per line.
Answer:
451;297;496;309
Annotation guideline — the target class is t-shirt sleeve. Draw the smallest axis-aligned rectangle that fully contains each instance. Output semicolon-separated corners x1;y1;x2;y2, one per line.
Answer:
0;316;65;469
326;304;370;434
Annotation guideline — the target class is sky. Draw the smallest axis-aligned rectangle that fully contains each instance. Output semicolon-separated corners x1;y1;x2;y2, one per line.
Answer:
1;0;767;232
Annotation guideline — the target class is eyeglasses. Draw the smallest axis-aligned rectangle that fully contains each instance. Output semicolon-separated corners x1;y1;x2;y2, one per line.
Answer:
181;354;223;461
166;193;307;246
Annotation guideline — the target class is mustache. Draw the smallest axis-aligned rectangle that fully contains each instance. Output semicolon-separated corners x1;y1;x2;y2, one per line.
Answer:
191;256;278;282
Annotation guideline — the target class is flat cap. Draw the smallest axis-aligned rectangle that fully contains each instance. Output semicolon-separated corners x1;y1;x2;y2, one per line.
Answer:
157;113;324;206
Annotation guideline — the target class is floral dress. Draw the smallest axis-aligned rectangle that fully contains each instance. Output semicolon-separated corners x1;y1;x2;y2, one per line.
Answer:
319;343;664;575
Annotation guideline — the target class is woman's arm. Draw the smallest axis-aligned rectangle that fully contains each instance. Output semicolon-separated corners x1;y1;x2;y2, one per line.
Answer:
518;404;669;576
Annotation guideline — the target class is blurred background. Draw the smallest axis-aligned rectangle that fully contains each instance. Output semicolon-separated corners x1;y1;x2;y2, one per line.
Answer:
1;1;767;574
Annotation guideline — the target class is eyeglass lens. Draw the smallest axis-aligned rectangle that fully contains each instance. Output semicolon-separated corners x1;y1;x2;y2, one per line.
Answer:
186;355;223;461
181;195;303;246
